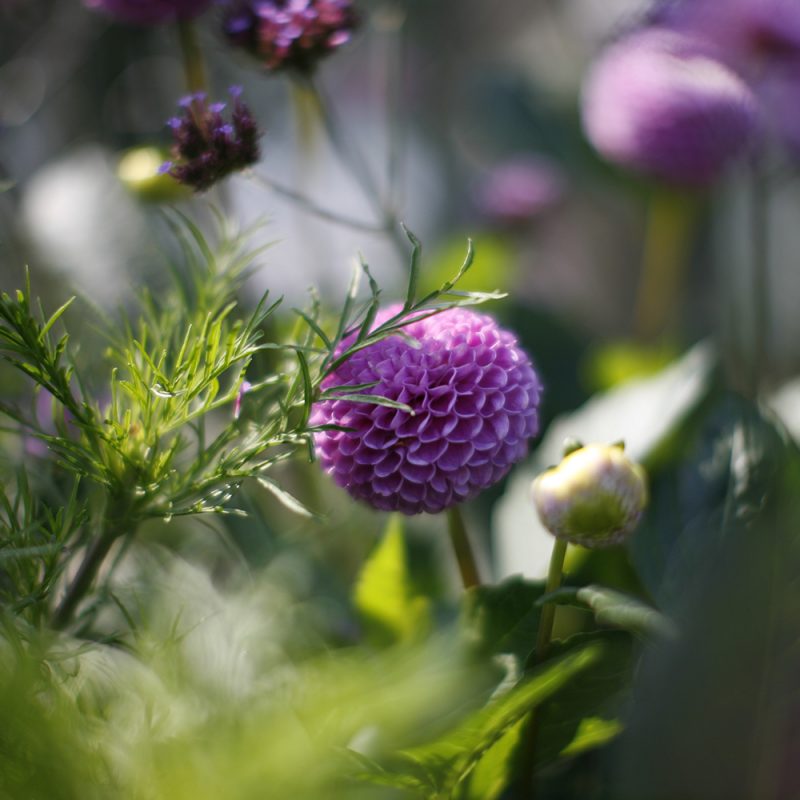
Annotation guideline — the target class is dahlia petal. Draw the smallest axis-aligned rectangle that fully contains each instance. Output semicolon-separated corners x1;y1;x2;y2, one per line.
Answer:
406;439;448;465
438;442;475;471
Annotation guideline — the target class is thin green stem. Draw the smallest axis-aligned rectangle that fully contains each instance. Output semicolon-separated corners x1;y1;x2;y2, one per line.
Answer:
176;19;208;96
445;505;481;590
250;173;392;234
749;160;770;397
51;524;122;630
633;189;697;341
534;538;568;660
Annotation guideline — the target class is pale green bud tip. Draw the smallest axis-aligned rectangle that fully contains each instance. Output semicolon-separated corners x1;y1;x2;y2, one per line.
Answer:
531;442;648;548
117;147;190;203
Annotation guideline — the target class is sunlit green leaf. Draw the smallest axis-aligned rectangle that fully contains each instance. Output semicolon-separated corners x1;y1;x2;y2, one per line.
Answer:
353;515;430;646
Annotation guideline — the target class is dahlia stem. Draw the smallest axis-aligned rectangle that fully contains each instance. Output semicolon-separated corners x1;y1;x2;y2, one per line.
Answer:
177;19;208;96
633;188;697;341
749;159;770;396
445;505;481;590
517;537;568;794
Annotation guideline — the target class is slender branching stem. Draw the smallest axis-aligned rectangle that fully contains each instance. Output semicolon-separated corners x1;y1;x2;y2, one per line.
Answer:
298;74;409;260
445;505;481;590
250;173;392;234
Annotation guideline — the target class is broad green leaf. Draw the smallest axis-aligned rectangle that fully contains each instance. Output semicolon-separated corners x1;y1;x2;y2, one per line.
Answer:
455;719;524;800
401;637;608;796
353;515;430;646
630;391;790;608
558;715;622;757
462;576;545;665
533;630;634;770
616;427;800;800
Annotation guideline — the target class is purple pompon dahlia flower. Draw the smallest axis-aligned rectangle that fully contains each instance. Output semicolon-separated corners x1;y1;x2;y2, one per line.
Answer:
581;29;760;186
161;87;260;192
310;305;542;515
222;0;359;73
84;0;213;25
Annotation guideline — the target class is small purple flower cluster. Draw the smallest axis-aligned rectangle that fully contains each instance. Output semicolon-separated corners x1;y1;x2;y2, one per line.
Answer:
223;0;359;73
161;88;260;192
83;0;213;25
310;305;542;515
582;0;800;185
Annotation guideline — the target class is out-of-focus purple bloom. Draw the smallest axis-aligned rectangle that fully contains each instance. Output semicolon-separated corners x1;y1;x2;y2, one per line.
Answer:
310;305;542;515
757;64;800;158
24;390;76;458
475;157;565;226
222;0;359;73
234;379;252;419
581;29;760;186
84;0;214;25
656;0;800;158
662;0;800;69
161;87;261;192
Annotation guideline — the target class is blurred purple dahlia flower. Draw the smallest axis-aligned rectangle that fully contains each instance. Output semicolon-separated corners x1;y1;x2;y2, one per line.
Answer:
84;0;213;25
161;87;260;192
581;29;760;186
660;0;800;69
222;0;359;73
475;156;565;226
310;305;542;515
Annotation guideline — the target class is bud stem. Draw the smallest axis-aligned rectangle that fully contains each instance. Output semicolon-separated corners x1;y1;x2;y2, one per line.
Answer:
535;538;567;660
445;505;481;590
517;537;568;796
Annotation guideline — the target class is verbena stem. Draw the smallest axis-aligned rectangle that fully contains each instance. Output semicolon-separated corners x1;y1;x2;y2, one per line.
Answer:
177;19;208;96
445;505;481;590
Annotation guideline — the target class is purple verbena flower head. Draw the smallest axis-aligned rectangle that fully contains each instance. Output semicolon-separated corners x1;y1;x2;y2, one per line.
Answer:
161;87;261;192
310;305;542;515
222;0;359;73
84;0;214;25
475;156;565;227
581;29;761;186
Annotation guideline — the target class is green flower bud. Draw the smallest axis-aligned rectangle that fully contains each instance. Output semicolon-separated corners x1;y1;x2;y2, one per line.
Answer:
531;442;647;548
117;147;190;203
